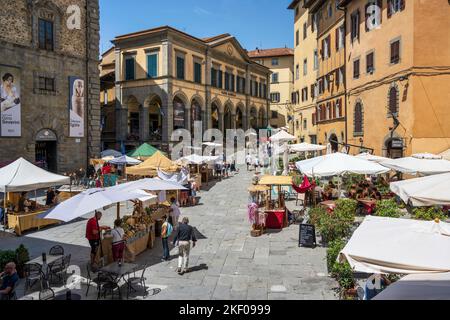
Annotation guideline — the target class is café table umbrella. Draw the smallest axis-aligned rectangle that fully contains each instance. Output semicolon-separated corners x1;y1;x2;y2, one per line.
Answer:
108;155;142;166
380;153;450;176
43;187;149;222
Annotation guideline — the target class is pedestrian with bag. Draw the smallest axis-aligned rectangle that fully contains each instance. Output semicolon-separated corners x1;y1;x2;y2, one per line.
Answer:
172;217;197;275
161;215;173;261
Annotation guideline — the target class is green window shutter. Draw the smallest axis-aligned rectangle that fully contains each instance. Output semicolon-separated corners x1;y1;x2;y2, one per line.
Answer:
125;58;135;80
177;57;185;79
194;62;202;84
147;54;157;78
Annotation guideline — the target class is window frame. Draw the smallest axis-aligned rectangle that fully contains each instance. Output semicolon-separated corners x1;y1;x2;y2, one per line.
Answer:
271;58;279;66
353;58;361;79
272;72;279;83
194;61;202;84
146;52;158;79
366;50;375;74
38;18;54;51
176;55;186;80
390;37;401;65
303;59;308;76
125;56;136;81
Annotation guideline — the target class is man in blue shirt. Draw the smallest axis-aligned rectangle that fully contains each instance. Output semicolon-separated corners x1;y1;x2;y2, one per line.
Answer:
0;262;19;300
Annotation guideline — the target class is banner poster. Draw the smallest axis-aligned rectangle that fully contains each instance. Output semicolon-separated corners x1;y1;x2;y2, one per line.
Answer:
69;76;85;137
0;66;21;137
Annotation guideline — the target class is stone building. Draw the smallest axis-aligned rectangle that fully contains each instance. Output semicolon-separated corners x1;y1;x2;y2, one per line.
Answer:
341;0;450;157
288;1;319;144
248;48;295;134
100;26;271;153
0;0;100;173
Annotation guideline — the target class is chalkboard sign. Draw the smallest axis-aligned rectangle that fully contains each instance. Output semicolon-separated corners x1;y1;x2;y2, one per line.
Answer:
299;224;316;248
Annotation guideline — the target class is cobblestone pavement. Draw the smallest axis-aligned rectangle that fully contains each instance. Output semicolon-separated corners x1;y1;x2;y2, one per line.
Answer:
1;166;338;300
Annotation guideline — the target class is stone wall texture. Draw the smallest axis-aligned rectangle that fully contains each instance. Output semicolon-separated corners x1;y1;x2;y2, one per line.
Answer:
0;0;100;173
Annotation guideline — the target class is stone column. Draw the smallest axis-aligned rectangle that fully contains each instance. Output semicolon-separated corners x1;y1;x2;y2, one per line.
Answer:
139;105;149;142
232;113;237;129
218;112;224;132
204;49;212;133
185;103;192;134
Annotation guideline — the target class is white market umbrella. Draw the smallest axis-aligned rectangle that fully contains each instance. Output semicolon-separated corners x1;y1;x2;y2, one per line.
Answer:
109;155;142;166
269;130;296;143
439;149;450;161
0;158;70;193
356;152;390;163
44;187;149;222
373;272;450;300
112;178;187;193
339;216;450;274
390;172;450;206
101;149;122;158
380;154;450;176
289;143;326;153
177;154;219;165
296;152;390;177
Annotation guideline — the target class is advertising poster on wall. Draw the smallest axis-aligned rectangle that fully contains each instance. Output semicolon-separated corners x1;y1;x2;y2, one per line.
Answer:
0;65;21;137
69;76;85;137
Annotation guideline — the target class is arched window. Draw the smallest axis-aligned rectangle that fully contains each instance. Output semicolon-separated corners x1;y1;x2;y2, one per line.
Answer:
354;102;363;135
173;96;186;130
388;85;399;115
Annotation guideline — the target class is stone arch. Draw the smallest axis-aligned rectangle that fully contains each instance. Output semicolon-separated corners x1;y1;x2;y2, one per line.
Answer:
125;95;140;138
144;94;163;140
190;94;205;111
172;90;189;106
190;96;203;137
173;95;186;130
211;98;222;129
223;101;234;131
29;0;64;51
249;106;258;130
383;132;404;159
235;103;245;129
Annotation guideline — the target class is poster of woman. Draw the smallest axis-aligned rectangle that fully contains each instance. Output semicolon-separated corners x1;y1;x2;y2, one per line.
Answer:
69;76;85;137
0;66;21;137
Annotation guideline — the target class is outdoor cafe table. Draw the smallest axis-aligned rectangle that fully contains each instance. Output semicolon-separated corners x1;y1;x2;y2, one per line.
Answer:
358;198;377;215
25;254;64;281
100;262;138;299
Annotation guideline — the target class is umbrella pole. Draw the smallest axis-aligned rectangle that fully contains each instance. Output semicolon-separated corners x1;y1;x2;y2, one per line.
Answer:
116;202;120;220
3;191;7;228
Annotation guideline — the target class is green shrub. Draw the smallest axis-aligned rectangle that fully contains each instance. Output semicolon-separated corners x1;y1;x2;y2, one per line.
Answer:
308;206;327;227
334;262;355;290
326;238;346;274
15;244;30;266
335;199;357;221
0;250;17;270
375;199;402;218
413;207;447;221
318;213;353;244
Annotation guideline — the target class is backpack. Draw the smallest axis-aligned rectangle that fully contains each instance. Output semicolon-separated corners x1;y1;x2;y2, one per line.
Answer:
166;222;173;237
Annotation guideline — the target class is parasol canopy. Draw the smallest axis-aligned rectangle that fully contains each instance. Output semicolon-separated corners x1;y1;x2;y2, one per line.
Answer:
380;154;450;176
269;130;296;143
355;152;390;163
296;152;389;177
390;172;450;206
108;155;142;166
127;151;179;176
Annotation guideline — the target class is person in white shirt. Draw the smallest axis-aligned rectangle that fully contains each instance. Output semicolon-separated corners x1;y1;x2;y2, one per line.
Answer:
246;154;252;171
111;219;126;263
253;157;259;173
170;197;181;229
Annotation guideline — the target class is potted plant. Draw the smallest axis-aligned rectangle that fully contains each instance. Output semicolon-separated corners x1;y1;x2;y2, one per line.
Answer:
413;206;447;221
375;199;401;218
15;244;30;278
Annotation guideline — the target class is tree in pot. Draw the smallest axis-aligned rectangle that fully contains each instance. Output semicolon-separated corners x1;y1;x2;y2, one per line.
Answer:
15;244;30;278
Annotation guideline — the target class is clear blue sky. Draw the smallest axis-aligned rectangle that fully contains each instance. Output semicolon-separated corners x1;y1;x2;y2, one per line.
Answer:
99;0;294;55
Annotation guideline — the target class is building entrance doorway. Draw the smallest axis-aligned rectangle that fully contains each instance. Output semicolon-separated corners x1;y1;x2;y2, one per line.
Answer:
35;129;57;172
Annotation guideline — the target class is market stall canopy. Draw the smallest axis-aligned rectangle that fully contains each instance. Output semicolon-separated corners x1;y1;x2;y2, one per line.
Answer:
177;154;219;165
296;153;389;177
157;168;189;185
339;216;450;274
248;185;271;193
101;156;115;161
439;149;450;161
390;172;450;206
380;154;450;176
373;272;450;300
269;130;296;143
258;175;293;186
113;178;187;193
101;149;122;158
202;142;223;147
127;143;160;159
0;158;70;192
126;151;179;176
108;155;142;166
355;152;390;163
289;143;326;153
43;187;150;222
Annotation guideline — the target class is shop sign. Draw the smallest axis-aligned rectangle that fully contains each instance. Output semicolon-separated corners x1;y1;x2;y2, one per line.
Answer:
391;139;403;149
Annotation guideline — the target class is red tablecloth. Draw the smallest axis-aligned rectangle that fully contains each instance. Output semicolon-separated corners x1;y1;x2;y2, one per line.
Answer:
265;210;285;229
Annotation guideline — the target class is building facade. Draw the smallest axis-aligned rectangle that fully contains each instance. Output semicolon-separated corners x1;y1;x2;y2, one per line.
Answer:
340;0;450;157
0;0;101;173
305;0;347;151
107;26;271;153
289;1;319;144
248;48;294;134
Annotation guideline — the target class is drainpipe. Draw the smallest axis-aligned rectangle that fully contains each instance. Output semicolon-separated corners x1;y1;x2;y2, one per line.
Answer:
85;0;90;169
338;4;348;147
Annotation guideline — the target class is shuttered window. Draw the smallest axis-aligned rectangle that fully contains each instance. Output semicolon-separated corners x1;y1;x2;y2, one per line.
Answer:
353;59;360;79
388;0;405;18
176;56;185;80
194;62;202;84
354;102;363;134
366;52;374;73
351;10;360;42
218;70;223;88
38;19;54;51
147;54;158;78
211;68;217;87
125;57;135;81
390;40;400;64
388;86;399;115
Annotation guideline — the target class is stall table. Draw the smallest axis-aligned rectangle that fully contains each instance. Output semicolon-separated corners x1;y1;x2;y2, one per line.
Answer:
8;210;61;236
265;209;286;230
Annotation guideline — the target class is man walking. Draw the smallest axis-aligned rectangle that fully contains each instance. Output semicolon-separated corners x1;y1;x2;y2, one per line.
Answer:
172;217;197;275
